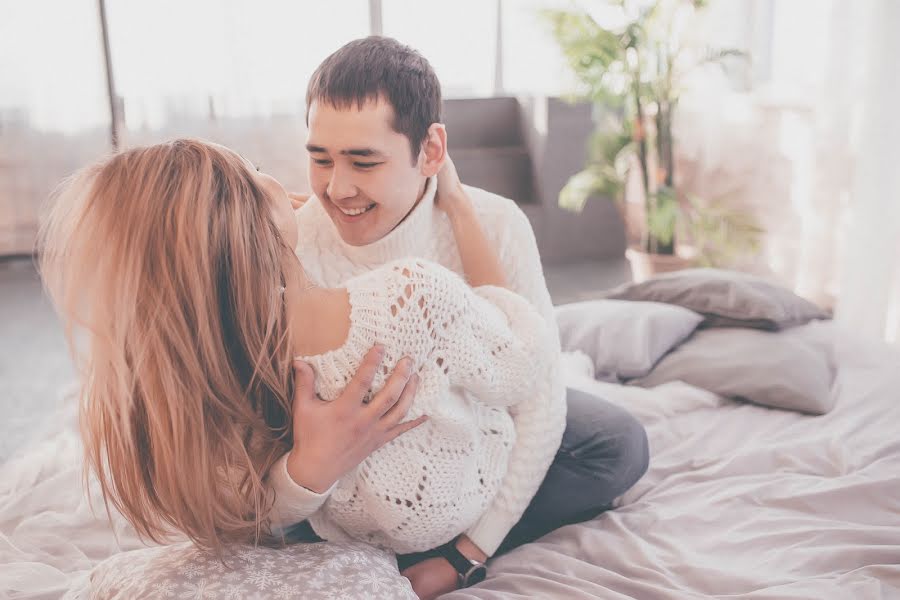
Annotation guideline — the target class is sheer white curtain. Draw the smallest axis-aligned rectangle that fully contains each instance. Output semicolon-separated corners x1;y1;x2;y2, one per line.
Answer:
792;0;900;344
830;0;900;344
675;0;900;345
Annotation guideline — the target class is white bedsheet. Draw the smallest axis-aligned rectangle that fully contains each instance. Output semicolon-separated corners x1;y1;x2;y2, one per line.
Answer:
2;325;899;599
0;399;152;600
445;327;900;599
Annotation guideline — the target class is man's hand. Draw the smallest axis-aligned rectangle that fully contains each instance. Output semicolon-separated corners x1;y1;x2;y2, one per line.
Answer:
455;534;488;564
400;535;488;599
288;192;310;210
286;346;427;492
401;557;459;600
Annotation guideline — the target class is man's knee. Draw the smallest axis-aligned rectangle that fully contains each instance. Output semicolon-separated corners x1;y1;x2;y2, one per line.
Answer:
563;388;649;495
611;410;649;490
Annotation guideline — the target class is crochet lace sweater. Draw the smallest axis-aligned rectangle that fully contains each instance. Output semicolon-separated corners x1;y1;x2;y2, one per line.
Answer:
268;178;567;555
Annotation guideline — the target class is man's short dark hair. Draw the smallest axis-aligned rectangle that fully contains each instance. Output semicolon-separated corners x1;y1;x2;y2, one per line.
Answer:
306;36;442;163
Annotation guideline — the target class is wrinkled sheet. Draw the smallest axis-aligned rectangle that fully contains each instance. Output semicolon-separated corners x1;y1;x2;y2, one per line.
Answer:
0;398;153;600
445;327;900;599
2;325;899;599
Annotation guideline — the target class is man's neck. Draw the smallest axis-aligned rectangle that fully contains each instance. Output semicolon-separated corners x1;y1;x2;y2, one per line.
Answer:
390;177;430;233
300;176;442;283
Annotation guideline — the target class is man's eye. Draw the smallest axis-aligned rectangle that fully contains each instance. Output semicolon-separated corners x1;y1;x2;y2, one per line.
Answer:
313;159;332;166
354;162;381;169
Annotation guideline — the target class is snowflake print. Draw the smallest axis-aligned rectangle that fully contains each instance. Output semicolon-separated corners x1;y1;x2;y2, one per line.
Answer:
151;580;177;598
287;568;327;588
357;569;400;594
245;568;279;590
344;551;373;566
220;583;248;599
178;562;204;579
177;578;221;600
236;547;260;564
324;584;358;600
273;583;302;599
332;552;357;568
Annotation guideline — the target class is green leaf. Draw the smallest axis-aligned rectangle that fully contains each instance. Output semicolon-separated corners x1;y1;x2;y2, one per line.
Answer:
558;168;623;213
646;186;679;245
700;47;748;64
542;9;631;101
682;194;764;267
543;0;759;265
589;129;633;165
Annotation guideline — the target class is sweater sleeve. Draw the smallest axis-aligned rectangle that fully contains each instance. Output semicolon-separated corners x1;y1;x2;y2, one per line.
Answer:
266;452;336;535
463;204;568;556
382;259;555;408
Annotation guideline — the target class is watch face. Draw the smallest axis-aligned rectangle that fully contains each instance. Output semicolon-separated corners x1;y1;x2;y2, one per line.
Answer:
464;565;487;586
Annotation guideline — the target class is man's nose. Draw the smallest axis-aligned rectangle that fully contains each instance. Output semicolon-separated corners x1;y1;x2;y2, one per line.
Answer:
326;165;358;201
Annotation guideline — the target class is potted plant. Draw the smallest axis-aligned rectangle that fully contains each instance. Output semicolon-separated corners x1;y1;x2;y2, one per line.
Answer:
545;0;763;281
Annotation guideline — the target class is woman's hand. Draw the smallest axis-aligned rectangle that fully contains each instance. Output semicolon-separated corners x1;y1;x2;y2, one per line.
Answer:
434;155;470;217
286;346;426;492
434;155;508;289
288;192;310;210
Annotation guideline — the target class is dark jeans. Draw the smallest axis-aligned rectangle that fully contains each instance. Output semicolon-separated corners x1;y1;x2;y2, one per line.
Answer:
491;387;649;555
291;387;650;570
397;387;649;569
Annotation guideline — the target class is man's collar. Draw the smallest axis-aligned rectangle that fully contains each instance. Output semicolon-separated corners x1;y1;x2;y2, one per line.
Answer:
336;175;438;265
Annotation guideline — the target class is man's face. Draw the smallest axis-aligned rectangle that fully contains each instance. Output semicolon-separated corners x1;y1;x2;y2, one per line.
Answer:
306;98;427;247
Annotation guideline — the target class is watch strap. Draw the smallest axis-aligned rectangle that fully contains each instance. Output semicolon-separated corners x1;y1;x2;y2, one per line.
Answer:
437;539;486;587
438;540;478;576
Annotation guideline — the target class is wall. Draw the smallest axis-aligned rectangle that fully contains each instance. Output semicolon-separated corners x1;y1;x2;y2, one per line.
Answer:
444;96;626;265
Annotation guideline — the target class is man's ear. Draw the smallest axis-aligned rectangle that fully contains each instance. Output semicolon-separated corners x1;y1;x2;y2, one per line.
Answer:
419;123;447;177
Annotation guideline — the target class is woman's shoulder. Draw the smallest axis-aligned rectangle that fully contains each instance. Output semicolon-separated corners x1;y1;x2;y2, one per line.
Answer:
343;259;472;328
348;258;462;294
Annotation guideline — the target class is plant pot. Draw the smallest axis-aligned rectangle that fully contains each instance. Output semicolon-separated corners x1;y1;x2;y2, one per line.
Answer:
625;247;693;283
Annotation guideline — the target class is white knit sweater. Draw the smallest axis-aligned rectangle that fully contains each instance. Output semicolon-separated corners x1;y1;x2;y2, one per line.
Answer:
268;178;567;555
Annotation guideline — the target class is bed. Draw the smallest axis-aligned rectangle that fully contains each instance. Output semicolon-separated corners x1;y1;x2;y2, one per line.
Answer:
444;325;900;599
2;271;899;599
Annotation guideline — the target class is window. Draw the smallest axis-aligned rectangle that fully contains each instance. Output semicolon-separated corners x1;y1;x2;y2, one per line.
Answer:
382;0;498;97
0;0;110;254
501;0;576;97
1;0;589;255
104;0;370;192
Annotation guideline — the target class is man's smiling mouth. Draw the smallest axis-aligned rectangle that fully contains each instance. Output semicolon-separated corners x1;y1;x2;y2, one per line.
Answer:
338;203;377;216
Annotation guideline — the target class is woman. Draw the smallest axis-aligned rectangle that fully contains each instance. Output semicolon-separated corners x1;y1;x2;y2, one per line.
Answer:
38;138;554;557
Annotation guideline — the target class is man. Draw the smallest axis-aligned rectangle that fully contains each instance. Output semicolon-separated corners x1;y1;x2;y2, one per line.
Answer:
279;36;649;599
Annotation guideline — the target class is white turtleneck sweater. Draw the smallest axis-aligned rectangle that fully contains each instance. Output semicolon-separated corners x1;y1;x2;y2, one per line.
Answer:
268;178;567;556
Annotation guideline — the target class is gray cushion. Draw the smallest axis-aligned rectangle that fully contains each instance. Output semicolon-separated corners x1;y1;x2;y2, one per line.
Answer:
555;300;703;380
605;268;830;331
87;541;416;599
629;325;837;414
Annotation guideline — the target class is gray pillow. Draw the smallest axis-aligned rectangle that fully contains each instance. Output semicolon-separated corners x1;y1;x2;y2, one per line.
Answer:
555;300;703;380
629;325;836;414
605;268;830;331
86;541;416;599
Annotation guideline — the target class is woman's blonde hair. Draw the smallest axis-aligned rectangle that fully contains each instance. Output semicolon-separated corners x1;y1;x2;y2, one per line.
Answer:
38;139;294;554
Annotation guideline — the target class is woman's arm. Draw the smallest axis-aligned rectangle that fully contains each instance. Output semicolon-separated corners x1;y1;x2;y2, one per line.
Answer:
382;259;557;592
436;157;508;289
268;347;425;531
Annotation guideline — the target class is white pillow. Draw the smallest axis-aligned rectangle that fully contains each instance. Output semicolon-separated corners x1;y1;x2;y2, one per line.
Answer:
555;300;703;380
630;326;837;414
84;541;417;600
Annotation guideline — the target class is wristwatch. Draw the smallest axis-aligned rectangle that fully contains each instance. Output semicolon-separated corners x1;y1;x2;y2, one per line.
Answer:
437;539;487;587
